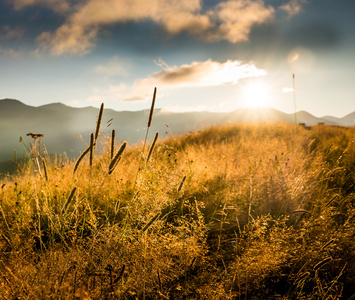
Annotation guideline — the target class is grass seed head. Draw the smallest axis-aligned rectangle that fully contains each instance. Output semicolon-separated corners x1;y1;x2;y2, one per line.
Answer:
147;87;157;128
146;131;159;163
111;129;115;160
177;175;187;193
73;147;90;175
314;257;332;270
62;187;77;214
89;133;94;168
108;141;127;174
94;103;104;143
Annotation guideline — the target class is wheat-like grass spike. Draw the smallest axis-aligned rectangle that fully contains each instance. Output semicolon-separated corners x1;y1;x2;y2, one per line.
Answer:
89;133;94;168
73;147;90;175
147;87;156;128
111;129;115;160
108;141;127;174
94;103;104;144
62;187;77;214
146;131;158;163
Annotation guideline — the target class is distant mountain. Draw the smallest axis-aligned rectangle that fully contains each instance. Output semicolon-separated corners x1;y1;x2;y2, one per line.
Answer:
322;111;355;127
0;98;354;173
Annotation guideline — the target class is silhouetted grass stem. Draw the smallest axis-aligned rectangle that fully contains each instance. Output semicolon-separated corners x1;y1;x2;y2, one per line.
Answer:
146;132;158;163
73;147;90;175
94;103;104;144
108;141;127;175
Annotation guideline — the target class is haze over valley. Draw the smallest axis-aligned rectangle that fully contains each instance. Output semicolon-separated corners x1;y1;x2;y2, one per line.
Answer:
1;98;354;174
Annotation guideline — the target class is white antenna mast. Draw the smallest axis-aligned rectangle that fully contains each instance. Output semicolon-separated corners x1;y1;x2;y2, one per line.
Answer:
293;74;297;124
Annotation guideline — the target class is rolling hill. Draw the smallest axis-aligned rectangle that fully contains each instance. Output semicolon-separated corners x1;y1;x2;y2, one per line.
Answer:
0;98;354;173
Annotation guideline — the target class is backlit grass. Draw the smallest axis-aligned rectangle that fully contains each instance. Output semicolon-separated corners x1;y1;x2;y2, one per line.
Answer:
0;102;354;299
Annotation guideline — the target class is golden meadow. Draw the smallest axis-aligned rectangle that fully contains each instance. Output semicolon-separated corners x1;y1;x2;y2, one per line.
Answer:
0;89;354;299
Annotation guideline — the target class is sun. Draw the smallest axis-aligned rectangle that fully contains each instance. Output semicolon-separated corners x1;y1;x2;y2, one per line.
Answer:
242;81;270;108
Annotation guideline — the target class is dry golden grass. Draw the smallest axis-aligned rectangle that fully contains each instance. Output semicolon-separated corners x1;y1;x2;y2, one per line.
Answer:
0;101;354;299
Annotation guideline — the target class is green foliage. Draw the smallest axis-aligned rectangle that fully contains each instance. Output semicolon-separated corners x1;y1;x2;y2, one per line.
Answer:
0;120;354;299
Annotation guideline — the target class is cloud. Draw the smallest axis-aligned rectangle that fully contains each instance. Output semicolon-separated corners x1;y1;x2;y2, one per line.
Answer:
94;56;130;77
279;0;308;17
0;26;25;40
34;0;277;56
12;0;71;13
86;58;266;103
37;23;99;56
36;0;207;55
134;59;266;89
0;47;21;57
206;0;275;43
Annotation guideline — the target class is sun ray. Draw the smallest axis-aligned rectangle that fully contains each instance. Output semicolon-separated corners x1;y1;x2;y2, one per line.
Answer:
242;81;270;108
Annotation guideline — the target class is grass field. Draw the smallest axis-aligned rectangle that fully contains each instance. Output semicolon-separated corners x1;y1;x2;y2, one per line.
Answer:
0;100;354;299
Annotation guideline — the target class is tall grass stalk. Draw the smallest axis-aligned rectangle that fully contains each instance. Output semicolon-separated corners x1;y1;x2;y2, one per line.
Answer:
42;158;48;181
108;141;127;175
61;187;77;214
131;87;157;201
177;175;187;193
73;147;90;175
146;131;159;164
89;133;94;170
94;103;104;144
143;87;157;155
110;129;115;160
107;129;116;217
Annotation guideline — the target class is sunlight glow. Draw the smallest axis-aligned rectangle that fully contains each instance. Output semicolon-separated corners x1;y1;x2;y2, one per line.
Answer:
242;82;270;108
282;87;294;93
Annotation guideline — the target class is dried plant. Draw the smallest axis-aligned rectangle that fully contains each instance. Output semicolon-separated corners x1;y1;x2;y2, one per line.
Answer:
146;131;158;163
73;146;90;175
94;103;104;144
89;132;94;169
108;141;127;175
1;103;354;299
42;158;48;181
110;129;115;160
61;187;77;214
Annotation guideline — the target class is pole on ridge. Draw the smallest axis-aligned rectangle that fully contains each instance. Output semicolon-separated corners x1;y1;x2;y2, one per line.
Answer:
293;74;297;125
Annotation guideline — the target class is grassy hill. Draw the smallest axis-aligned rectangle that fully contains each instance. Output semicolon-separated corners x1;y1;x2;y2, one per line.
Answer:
0;110;354;298
2;98;351;174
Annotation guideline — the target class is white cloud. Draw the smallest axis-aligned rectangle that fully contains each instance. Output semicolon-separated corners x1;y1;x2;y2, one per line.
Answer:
134;59;266;89
88;58;266;103
33;0;278;56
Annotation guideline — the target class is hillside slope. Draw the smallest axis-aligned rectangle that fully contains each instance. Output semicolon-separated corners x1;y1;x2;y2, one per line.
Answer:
0;121;354;299
1;98;351;170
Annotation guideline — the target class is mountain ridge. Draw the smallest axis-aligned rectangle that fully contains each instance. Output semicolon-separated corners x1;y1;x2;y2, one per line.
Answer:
0;98;354;171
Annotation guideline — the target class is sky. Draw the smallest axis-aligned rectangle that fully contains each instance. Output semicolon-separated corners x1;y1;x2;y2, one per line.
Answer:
0;0;354;117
